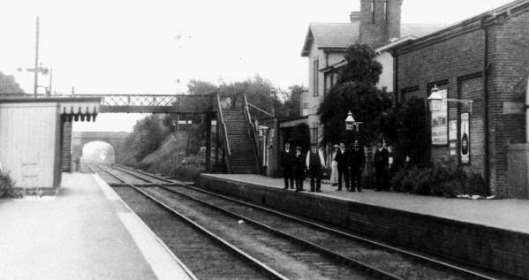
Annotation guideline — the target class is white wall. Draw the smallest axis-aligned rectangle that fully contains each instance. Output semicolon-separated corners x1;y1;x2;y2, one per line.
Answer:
0;103;59;188
375;51;394;92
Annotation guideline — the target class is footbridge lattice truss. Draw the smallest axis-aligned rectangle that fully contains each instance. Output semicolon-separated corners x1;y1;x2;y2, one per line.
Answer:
79;94;215;113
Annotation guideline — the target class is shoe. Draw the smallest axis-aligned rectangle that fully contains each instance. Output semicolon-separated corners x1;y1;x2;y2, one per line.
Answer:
337;189;342;191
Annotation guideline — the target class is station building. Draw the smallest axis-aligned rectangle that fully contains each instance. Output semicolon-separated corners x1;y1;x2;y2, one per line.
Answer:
291;0;442;147
387;0;529;198
0;97;100;192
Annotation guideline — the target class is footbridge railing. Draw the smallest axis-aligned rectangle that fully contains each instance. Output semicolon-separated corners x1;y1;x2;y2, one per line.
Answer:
75;94;215;113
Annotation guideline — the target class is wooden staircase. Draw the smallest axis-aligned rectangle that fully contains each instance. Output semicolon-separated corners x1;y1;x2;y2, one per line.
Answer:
216;94;260;174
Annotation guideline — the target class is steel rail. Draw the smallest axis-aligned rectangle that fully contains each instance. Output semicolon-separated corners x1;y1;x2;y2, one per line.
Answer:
114;165;176;184
100;165;505;280
92;164;288;280
154;185;403;280
180;186;502;280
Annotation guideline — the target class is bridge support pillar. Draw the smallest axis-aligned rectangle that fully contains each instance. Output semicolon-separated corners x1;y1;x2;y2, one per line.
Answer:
205;113;212;172
62;120;73;172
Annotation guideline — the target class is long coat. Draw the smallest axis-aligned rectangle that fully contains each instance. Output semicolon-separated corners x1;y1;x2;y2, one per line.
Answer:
280;149;294;173
292;153;306;178
349;147;365;170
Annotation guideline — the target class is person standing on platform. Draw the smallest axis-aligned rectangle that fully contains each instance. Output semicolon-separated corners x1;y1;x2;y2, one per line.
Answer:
293;146;305;192
349;140;365;192
374;141;389;191
305;145;325;192
330;145;339;186
336;142;349;191
280;142;294;190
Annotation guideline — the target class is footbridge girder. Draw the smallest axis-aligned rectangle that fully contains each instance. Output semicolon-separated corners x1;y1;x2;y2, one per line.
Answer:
78;94;215;114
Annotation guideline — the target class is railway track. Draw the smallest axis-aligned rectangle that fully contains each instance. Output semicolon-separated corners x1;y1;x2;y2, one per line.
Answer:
91;164;518;280
89;164;288;280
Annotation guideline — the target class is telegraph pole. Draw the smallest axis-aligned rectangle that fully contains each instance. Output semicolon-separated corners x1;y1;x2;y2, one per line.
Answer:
33;16;40;97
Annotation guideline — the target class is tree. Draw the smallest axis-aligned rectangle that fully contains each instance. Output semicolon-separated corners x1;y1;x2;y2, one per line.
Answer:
0;72;24;95
386;97;429;166
219;75;279;119
319;44;392;145
277;85;305;119
122;115;168;162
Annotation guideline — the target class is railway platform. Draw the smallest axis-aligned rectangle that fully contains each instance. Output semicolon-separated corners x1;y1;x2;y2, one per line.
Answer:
0;173;195;280
197;173;529;279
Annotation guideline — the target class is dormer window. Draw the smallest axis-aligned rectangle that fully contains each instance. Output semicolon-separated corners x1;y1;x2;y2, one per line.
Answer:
371;0;375;24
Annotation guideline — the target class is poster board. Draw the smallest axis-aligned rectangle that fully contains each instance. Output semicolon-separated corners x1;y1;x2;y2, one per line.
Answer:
431;89;448;145
460;113;470;164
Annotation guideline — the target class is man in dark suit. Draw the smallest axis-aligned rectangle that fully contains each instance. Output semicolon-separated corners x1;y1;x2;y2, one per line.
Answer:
349;140;365;192
374;140;389;191
280;142;294;189
335;142;349;191
293;146;305;192
305;145;325;192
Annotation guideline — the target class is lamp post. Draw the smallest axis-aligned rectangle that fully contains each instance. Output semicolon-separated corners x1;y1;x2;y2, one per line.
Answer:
427;85;473;113
345;111;363;142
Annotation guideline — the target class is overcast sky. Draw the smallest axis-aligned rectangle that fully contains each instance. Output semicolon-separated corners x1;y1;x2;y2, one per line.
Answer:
0;0;514;131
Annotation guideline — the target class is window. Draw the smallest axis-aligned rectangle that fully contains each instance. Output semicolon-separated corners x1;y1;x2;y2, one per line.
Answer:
313;59;319;97
371;0;376;24
384;0;388;22
311;127;319;145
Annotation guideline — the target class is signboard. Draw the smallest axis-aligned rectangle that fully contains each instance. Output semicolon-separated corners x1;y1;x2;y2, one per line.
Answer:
460;113;470;164
449;120;457;141
431;89;448;145
449;120;458;156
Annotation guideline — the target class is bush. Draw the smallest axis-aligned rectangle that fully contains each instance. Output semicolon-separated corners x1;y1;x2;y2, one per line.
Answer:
391;160;488;198
0;171;20;198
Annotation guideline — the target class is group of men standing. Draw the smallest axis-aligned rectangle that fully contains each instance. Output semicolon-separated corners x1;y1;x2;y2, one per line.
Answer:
280;140;392;193
334;140;365;192
280;143;325;192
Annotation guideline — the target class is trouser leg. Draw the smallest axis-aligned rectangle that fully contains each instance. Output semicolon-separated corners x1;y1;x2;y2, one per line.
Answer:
337;169;343;190
344;167;350;190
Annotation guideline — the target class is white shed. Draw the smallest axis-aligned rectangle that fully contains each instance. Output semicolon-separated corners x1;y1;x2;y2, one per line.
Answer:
0;97;100;191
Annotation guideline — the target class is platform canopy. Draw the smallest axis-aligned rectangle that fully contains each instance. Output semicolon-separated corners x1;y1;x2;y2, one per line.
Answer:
0;96;101;122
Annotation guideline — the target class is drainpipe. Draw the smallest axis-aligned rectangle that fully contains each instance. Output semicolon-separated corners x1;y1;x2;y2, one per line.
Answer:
526;78;529;142
481;17;491;191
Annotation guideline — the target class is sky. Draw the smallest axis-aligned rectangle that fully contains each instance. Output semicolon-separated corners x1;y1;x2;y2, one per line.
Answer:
0;0;514;131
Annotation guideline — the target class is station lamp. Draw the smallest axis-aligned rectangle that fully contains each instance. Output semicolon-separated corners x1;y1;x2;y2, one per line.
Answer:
345;111;362;131
427;85;474;113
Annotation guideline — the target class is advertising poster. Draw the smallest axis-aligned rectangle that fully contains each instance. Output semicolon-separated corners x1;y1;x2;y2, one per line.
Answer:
431;89;448;145
449;120;458;156
460;113;470;164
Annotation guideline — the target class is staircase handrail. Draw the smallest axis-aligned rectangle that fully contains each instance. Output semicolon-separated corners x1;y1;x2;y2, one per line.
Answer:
247;103;275;118
216;92;232;173
243;94;262;174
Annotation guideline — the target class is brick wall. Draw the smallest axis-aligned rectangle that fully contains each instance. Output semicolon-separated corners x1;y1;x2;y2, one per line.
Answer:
460;77;485;175
488;11;529;197
395;8;529;197
197;175;529;279
397;28;486;173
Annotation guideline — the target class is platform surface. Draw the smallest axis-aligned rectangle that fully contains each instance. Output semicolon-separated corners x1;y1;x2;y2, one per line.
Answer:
0;173;194;280
203;173;529;234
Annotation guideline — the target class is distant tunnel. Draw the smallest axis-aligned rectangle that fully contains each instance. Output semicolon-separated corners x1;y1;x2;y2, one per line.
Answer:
80;141;116;167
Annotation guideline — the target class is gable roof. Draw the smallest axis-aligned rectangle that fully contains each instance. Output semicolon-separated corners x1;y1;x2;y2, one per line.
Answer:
301;22;444;57
301;23;359;57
